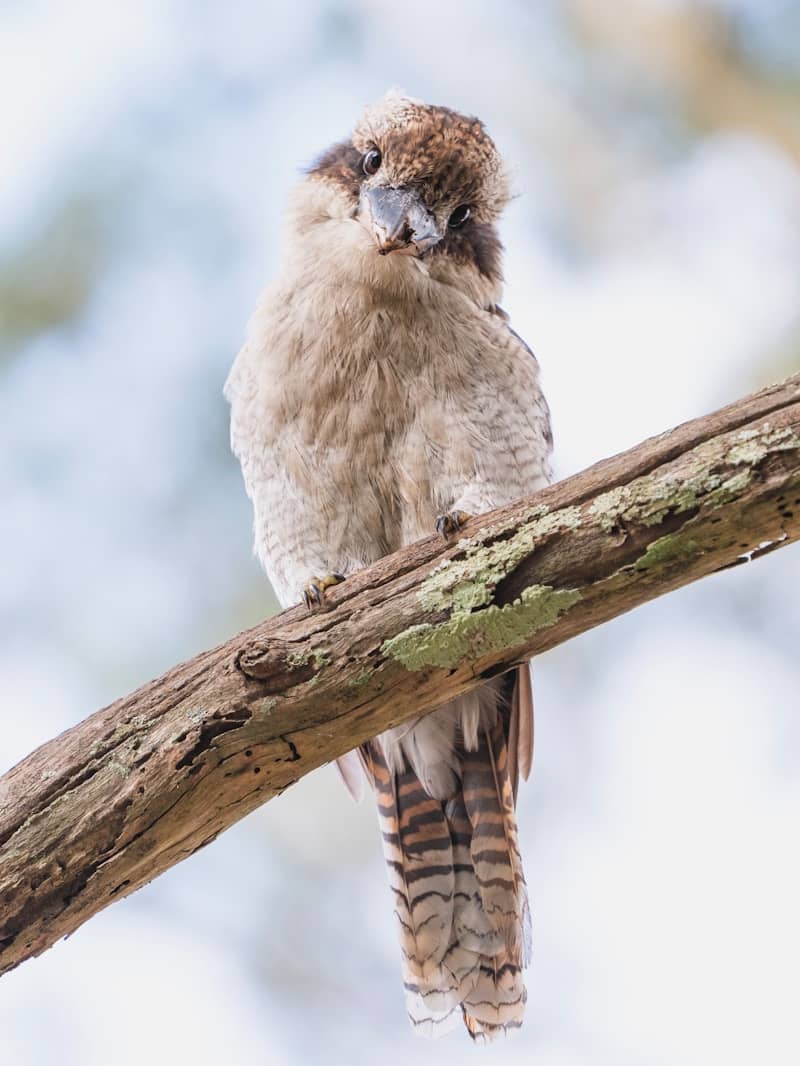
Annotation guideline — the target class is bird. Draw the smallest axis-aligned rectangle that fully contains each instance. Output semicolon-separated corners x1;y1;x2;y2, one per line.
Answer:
225;90;553;1041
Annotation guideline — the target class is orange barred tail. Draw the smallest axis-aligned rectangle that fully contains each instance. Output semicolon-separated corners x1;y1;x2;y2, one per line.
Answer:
363;706;531;1041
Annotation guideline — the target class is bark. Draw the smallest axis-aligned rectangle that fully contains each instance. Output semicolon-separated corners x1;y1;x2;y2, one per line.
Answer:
2;374;799;977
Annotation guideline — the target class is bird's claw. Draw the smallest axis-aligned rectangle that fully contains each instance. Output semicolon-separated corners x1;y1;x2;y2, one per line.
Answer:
435;510;473;538
302;572;346;609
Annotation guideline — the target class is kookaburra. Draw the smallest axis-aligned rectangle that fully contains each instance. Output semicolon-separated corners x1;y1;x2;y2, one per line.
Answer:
225;90;553;1041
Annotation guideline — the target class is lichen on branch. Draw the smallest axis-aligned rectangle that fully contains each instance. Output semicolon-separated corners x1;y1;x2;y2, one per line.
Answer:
0;374;798;979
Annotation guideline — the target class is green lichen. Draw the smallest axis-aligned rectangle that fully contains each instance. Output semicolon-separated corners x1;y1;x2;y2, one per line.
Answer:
590;474;714;531
347;669;373;689
589;424;800;534
587;485;625;532
384;420;798;672
286;648;331;670
257;697;277;716
104;757;130;779
634;534;701;571
382;584;581;671
725;424;798;465
88;720;131;758
420;506;582;614
713;469;752;503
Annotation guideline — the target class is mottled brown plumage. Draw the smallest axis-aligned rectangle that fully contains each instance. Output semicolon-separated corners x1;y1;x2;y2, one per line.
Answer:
225;90;552;1040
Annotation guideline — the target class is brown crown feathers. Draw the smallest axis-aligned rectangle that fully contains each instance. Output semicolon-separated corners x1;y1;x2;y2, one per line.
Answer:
308;92;510;282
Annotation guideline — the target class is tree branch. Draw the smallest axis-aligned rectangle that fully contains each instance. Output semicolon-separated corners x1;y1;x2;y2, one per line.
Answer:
2;374;799;976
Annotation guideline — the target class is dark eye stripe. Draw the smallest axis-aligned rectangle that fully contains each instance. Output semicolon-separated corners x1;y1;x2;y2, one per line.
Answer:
434;220;502;280
306;140;363;199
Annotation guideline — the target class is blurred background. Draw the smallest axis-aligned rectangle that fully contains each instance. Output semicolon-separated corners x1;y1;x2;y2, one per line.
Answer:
1;1;799;1063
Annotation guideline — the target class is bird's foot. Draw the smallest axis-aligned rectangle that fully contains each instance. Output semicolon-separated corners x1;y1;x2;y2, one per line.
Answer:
302;572;345;609
435;510;473;538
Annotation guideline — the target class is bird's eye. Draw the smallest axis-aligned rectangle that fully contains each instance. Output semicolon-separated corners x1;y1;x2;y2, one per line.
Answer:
448;204;471;228
362;149;382;176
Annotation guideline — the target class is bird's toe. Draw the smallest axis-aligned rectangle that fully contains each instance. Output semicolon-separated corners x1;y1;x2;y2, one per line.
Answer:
302;572;346;610
435;510;473;538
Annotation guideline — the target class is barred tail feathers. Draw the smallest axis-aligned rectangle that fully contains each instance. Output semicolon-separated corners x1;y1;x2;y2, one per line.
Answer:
363;669;532;1042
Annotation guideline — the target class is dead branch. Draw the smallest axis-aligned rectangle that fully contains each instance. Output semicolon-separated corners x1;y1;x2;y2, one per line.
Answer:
1;373;799;976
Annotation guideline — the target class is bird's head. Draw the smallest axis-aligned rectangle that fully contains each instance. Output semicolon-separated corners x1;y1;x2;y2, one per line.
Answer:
306;91;511;288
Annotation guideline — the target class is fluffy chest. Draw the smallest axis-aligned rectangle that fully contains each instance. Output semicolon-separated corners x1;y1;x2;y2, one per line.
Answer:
267;272;479;428
228;236;549;570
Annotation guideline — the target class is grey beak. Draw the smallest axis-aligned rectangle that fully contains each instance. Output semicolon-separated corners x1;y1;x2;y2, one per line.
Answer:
362;186;442;255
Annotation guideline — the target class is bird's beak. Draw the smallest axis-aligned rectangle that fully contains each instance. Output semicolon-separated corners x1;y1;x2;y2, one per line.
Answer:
360;186;442;256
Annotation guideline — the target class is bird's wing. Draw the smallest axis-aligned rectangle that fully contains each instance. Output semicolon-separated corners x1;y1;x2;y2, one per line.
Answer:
506;664;535;801
335;751;365;802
